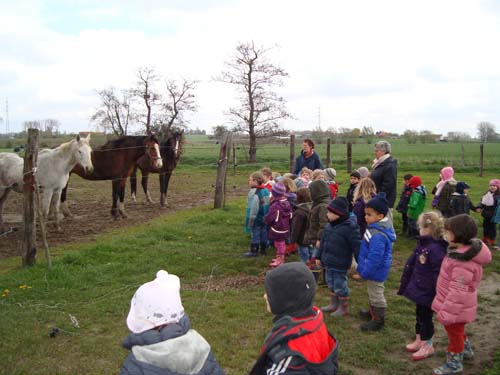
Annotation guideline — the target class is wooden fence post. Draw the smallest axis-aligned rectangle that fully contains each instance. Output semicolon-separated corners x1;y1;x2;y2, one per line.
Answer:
479;143;484;177
22;128;39;267
326;138;331;167
346;142;352;173
289;134;295;173
214;132;233;209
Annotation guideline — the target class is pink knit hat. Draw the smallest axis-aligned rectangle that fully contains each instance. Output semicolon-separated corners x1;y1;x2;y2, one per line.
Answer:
489;179;500;188
440;166;454;181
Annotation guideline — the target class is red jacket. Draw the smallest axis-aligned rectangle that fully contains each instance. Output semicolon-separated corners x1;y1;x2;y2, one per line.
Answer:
249;307;338;374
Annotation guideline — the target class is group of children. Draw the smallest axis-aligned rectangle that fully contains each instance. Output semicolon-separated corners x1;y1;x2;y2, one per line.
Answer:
118;165;496;375
397;166;500;250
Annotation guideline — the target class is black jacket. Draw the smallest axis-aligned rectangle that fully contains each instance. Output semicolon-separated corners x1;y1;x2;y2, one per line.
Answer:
370;157;398;208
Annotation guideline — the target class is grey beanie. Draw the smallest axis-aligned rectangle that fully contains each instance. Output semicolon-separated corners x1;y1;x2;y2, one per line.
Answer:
324;168;337;181
265;262;316;316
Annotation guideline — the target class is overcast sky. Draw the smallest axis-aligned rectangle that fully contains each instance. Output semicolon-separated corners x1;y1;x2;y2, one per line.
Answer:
1;0;499;136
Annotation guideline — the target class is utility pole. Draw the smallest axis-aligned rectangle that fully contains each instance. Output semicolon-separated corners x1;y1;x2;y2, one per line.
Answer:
5;98;9;134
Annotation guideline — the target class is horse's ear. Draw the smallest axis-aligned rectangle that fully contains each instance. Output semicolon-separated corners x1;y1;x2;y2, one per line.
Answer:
86;133;91;142
76;134;81;142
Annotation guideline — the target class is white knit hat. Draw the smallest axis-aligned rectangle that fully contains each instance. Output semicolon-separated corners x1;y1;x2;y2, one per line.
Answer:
126;270;185;334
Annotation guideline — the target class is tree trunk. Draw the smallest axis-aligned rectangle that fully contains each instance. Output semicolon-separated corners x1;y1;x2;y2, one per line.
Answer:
249;132;257;163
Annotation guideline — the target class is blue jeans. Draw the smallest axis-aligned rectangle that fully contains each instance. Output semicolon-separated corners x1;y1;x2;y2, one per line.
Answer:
298;245;312;263
251;225;267;245
325;268;349;297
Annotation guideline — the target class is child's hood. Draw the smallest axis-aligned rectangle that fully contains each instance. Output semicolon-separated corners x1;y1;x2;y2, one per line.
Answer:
131;329;211;373
309;180;330;202
296;201;312;212
369;218;396;243
449;239;492;266
274;198;292;214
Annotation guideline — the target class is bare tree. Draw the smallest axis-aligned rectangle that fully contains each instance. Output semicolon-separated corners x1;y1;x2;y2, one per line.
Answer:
133;67;198;136
155;79;198;136
23;120;41;131
446;131;471;142
216;41;291;162
133;67;161;135
42;119;60;137
403;129;418;144
91;87;132;136
477;121;496;143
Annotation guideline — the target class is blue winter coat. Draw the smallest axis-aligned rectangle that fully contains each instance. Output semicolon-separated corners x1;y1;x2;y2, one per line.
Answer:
294;151;324;175
245;186;270;233
121;315;224;375
315;216;361;271
356;218;396;282
397;235;447;307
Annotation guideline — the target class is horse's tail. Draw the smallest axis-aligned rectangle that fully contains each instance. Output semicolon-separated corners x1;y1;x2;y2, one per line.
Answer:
130;165;139;197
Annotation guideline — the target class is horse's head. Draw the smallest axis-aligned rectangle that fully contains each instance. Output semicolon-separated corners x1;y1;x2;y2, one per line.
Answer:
75;134;94;173
162;130;184;161
145;135;163;169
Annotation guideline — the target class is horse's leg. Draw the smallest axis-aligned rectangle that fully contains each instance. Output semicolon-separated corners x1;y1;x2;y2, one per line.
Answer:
51;190;63;232
0;188;11;228
141;172;153;204
111;180;120;219
160;172;172;208
130;166;138;204
40;190;52;226
60;181;73;218
118;179;128;218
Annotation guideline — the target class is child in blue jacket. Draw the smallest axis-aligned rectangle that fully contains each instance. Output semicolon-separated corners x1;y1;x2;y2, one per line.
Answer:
357;193;396;331
244;171;270;257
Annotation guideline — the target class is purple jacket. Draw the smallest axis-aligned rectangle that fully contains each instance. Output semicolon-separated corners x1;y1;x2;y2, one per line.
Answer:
398;235;447;307
264;198;292;241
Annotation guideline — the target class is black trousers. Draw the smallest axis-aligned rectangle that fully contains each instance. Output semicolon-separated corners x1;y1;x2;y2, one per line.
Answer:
415;304;434;340
483;216;497;240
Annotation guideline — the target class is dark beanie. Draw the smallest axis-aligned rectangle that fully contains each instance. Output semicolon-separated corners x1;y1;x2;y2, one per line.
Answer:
328;197;349;216
366;192;389;216
264;262;316;316
350;170;361;179
456;181;470;194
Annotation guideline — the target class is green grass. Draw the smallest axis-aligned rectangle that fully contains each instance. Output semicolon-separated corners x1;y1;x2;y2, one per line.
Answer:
0;189;499;374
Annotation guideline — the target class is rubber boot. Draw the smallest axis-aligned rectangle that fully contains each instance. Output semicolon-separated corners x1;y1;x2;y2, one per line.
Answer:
463;338;474;360
432;352;463;374
411;339;434;361
359;306;373;321
330;296;349;317
321;293;339;313
243;244;259;257
405;334;422;352
360;306;385;331
259;243;267;256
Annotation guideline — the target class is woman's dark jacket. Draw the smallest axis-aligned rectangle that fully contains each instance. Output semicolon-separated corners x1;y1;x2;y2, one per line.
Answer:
370;157;398;208
294;151;324;175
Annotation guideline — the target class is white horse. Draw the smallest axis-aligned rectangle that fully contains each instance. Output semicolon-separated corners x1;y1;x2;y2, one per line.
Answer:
0;134;93;231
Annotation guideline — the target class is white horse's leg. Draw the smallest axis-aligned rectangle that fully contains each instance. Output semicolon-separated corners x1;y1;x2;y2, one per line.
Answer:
40;191;52;225
0;188;11;227
52;190;63;232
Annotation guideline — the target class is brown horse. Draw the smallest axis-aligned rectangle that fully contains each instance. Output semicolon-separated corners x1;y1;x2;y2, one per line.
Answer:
130;130;183;207
61;135;162;218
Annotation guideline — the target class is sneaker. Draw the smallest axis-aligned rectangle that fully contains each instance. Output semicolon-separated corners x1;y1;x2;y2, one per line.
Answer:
411;341;434;361
405;335;422;352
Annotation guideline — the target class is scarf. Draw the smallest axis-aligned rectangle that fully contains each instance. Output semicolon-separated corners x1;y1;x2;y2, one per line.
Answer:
372;153;390;170
481;191;495;206
434;177;456;197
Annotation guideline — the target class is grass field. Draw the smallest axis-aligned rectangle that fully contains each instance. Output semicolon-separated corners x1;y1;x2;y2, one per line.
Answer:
0;137;499;374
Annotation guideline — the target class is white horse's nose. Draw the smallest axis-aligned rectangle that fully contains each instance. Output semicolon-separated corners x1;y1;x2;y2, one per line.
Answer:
86;165;94;173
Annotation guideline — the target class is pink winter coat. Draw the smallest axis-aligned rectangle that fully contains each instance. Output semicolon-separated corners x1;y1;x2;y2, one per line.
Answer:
431;239;492;326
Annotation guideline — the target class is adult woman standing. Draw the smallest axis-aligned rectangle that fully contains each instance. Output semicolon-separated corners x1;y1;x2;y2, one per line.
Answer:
294;139;324;175
370;141;398;211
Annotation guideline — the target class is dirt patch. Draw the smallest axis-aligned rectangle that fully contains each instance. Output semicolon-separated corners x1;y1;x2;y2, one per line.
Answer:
184;274;265;292
0;173;246;260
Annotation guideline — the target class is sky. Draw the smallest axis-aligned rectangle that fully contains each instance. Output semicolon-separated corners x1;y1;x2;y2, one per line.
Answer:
1;0;500;137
